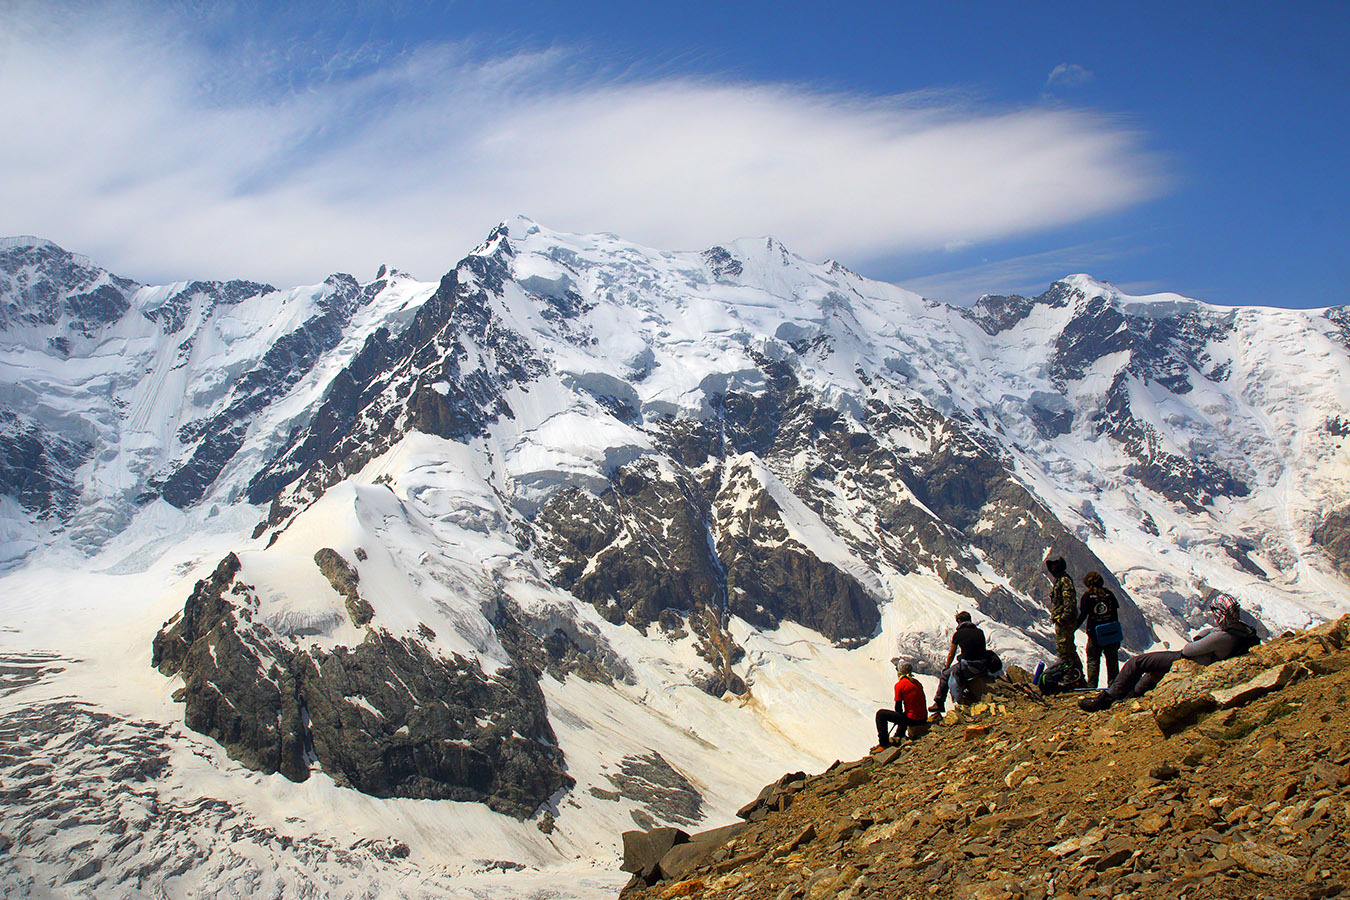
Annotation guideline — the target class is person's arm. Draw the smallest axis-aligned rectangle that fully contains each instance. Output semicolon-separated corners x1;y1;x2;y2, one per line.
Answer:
1181;629;1236;662
1077;591;1090;629
944;640;957;668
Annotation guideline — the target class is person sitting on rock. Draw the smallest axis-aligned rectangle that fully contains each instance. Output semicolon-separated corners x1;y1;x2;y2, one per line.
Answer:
1078;570;1122;689
1079;594;1258;712
1045;555;1083;673
874;661;927;752
928;611;994;716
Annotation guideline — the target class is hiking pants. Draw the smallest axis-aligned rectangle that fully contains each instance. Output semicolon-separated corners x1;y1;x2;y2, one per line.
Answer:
1055;624;1082;671
1105;650;1183;700
932;659;983;708
876;709;927;747
1085;634;1121;689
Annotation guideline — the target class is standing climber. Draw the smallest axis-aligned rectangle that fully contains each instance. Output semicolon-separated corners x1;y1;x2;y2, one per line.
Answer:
873;661;928;752
1078;571;1122;689
928;611;995;715
1046;556;1082;672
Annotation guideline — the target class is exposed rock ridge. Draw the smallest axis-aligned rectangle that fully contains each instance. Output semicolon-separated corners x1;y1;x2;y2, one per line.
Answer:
247;229;547;530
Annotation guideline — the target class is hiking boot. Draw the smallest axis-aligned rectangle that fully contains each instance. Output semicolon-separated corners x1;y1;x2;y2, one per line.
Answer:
1078;691;1114;712
870;745;886;755
927;702;944;713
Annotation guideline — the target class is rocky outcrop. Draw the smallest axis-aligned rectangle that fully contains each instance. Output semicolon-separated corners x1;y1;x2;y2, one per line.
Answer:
618;616;1350;900
153;554;570;819
1313;504;1350;580
151;554;308;781
313;548;373;626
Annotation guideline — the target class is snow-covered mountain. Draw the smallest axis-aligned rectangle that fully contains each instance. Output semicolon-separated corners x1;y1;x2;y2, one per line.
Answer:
2;221;1348;898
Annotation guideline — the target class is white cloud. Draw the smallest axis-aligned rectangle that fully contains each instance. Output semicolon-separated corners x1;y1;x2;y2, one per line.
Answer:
0;7;1166;286
1047;63;1095;90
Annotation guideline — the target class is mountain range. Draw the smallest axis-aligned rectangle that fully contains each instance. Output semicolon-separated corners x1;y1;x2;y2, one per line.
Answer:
1;221;1348;898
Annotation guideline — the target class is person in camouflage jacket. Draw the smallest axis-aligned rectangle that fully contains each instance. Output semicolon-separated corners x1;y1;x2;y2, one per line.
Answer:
1045;556;1082;670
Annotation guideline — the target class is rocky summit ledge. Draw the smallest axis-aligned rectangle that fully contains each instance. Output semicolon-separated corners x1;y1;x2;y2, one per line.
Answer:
618;615;1350;900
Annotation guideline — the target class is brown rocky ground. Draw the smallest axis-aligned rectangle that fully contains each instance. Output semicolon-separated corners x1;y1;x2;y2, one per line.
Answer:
618;616;1350;900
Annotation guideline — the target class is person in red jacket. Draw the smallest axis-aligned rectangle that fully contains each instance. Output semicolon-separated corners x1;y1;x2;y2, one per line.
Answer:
874;661;928;751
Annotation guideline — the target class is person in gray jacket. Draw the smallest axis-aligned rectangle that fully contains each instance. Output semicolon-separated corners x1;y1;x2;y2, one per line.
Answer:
1079;594;1257;712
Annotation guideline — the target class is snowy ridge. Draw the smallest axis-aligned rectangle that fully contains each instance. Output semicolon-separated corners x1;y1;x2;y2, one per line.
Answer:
2;221;1349;898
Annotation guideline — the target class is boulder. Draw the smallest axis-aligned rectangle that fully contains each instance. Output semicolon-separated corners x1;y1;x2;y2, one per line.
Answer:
1151;655;1269;735
1212;663;1297;708
621;827;689;882
656;823;744;882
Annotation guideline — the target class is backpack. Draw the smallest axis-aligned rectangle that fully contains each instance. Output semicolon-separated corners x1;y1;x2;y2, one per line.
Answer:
1223;621;1261;655
1037;660;1086;696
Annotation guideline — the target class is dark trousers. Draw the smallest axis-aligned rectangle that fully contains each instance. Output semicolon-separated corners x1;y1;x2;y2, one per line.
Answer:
1105;650;1183;700
1055;625;1082;670
876;709;927;746
1085;635;1121;689
931;658;987;708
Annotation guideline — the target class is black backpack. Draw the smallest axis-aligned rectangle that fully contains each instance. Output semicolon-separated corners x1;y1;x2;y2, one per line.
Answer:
1223;621;1261;655
1037;660;1086;696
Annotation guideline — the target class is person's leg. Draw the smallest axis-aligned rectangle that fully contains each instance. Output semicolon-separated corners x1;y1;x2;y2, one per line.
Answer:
1106;651;1181;700
1131;652;1182;696
950;660;972;705
875;709;897;747
1104;643;1121;685
1056;626;1082;670
1085;634;1102;689
930;667;951;711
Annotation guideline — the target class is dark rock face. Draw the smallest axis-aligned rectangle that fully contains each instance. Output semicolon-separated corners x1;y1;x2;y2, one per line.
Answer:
146;274;367;509
142;279;275;334
298;628;569;815
1326;307;1350;351
1313;505;1350;581
966;293;1039;335
153;553;571;819
1095;374;1250;512
151;554;309;782
0;408;92;522
701;247;743;281
604;752;703;827
535;457;723;632
247;231;547;527
714;459;880;645
0;239;138;336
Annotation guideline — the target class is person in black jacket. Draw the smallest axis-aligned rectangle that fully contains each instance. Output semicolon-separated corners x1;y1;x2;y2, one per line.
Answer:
928;611;994;715
1077;571;1121;689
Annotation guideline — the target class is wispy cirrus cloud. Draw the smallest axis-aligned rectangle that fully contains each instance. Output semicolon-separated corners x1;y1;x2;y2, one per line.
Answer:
0;5;1169;286
1046;63;1095;90
896;236;1152;305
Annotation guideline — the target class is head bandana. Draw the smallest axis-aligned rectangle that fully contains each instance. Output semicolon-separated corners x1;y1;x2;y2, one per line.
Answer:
1210;593;1240;628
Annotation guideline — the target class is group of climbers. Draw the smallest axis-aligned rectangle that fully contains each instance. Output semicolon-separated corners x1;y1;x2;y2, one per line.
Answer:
871;555;1259;750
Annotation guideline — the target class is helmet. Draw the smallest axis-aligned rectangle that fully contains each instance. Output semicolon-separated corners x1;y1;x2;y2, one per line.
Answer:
1209;593;1240;627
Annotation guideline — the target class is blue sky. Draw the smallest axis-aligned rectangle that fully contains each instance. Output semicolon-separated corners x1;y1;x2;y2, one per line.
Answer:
2;1;1346;307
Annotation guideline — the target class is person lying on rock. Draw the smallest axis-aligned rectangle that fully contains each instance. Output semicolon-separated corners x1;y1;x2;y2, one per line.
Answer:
928;611;995;716
874;660;928;752
1078;594;1259;712
1078;570;1122;689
